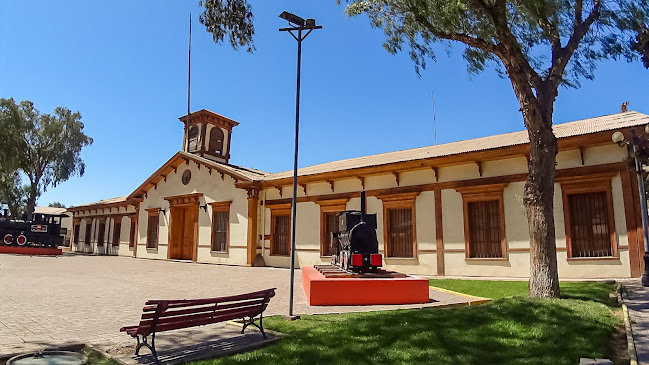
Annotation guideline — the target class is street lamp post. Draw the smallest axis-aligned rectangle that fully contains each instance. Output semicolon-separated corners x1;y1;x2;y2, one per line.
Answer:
279;11;322;318
613;127;649;286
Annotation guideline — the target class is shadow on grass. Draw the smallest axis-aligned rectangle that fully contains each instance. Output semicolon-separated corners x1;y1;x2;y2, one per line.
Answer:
189;297;618;365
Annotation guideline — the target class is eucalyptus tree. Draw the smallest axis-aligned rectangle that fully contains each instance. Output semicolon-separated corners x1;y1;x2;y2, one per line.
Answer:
0;99;93;219
198;0;649;298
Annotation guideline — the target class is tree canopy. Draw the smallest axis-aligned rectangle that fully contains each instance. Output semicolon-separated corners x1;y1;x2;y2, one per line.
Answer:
0;98;92;218
199;0;256;52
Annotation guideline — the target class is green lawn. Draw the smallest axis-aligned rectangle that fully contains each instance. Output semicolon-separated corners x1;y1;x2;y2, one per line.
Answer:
187;280;624;365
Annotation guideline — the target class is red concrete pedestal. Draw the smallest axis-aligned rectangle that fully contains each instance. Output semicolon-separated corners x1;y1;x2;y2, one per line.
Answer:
302;266;430;306
0;246;63;256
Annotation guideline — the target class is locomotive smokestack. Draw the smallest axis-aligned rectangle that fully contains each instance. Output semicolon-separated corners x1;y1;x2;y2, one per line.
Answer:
360;190;367;223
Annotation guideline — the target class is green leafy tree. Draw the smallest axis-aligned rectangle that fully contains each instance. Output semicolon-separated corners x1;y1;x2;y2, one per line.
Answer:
7;99;93;219
200;0;649;298
199;0;256;52
0;98;28;217
48;202;66;208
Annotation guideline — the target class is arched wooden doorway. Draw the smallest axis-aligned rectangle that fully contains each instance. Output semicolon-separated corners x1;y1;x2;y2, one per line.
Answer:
165;193;202;261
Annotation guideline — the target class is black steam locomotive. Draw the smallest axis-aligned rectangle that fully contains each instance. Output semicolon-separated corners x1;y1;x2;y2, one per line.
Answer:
0;210;66;248
332;191;383;273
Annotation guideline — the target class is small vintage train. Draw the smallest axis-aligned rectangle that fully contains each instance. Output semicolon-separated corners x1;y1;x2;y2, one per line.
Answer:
332;191;383;273
0;210;67;248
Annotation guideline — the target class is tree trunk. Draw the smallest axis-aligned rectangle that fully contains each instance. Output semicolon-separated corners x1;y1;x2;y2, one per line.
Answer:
25;184;37;221
524;100;560;298
504;61;560;298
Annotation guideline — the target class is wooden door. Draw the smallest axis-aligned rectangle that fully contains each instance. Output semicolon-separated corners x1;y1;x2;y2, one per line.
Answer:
181;206;196;260
169;205;196;260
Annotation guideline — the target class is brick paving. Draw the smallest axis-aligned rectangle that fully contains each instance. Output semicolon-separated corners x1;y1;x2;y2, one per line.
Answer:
0;254;470;359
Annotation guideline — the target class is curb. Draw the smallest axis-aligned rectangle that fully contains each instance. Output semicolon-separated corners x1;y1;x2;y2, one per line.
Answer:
428;285;492;306
618;283;638;365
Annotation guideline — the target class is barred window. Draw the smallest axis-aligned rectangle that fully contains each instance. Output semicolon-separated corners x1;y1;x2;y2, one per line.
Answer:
271;213;290;256
466;200;503;258
73;224;80;245
386;207;415;258
211;210;229;252
322;211;339;257
97;220;106;246
112;221;121;247
567;192;613;257
147;214;159;249
129;219;136;248
84;221;92;245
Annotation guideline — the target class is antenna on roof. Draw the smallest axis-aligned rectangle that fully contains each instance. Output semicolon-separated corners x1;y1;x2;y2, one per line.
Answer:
432;90;438;145
621;101;629;113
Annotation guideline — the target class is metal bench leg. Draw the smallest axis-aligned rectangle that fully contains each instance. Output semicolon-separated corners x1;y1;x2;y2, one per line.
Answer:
134;334;159;364
241;313;267;339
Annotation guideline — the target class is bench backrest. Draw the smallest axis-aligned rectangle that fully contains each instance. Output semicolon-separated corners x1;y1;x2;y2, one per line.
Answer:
134;288;276;336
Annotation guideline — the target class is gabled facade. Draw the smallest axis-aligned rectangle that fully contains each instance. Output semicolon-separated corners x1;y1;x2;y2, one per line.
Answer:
69;110;649;279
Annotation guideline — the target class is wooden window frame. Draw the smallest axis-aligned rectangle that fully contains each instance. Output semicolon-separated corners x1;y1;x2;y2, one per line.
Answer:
559;173;618;260
269;203;292;257
73;220;80;246
316;199;349;257
112;218;121;247
209;127;225;157
209;201;232;253
378;192;419;259
145;209;160;249
456;184;508;261
84;219;92;246
129;215;136;248
97;218;106;247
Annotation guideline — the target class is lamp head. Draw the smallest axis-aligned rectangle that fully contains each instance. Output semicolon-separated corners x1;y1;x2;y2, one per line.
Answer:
612;131;625;144
645;124;649;134
279;11;305;27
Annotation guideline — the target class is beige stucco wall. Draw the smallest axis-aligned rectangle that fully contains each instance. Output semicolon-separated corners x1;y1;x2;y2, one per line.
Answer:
135;159;249;265
71;141;636;279
258;144;634;279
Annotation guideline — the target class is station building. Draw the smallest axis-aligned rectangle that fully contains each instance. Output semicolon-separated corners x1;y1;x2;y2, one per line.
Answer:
68;109;649;279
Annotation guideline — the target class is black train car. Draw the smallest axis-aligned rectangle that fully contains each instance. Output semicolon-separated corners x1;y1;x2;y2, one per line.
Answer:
332;191;383;273
0;210;66;248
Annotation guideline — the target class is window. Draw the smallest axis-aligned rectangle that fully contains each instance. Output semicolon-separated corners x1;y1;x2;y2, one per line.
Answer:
209;127;224;156
270;207;291;256
97;219;106;246
466;200;504;258
146;212;159;249
73;223;80;245
188;125;199;152
112;220;121;247
567;192;613;257
84;220;92;245
456;184;508;260
560;174;617;259
378;193;418;258
317;199;348;257
129;218;136;248
210;201;231;252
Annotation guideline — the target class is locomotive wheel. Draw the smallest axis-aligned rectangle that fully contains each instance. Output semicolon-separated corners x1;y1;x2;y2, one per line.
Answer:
3;234;12;245
16;235;27;246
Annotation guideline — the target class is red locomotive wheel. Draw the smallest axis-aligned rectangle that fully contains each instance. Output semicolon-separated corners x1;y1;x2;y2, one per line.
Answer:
16;235;27;246
3;234;12;245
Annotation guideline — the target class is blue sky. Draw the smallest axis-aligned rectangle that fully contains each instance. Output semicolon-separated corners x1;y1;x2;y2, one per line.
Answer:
1;1;647;207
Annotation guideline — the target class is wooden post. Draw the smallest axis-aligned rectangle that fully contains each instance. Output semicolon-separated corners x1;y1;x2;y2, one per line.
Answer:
247;188;259;266
434;188;445;276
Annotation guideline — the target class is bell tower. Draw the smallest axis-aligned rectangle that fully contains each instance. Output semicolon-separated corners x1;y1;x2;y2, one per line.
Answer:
179;109;239;164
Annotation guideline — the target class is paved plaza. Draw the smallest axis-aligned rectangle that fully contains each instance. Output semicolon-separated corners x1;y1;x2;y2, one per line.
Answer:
0;254;471;360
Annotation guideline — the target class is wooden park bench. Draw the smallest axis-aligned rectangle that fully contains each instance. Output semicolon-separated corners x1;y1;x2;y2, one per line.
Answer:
120;288;276;363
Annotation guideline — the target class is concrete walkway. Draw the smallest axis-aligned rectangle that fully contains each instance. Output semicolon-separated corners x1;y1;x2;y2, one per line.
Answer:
0;254;472;360
623;280;649;364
